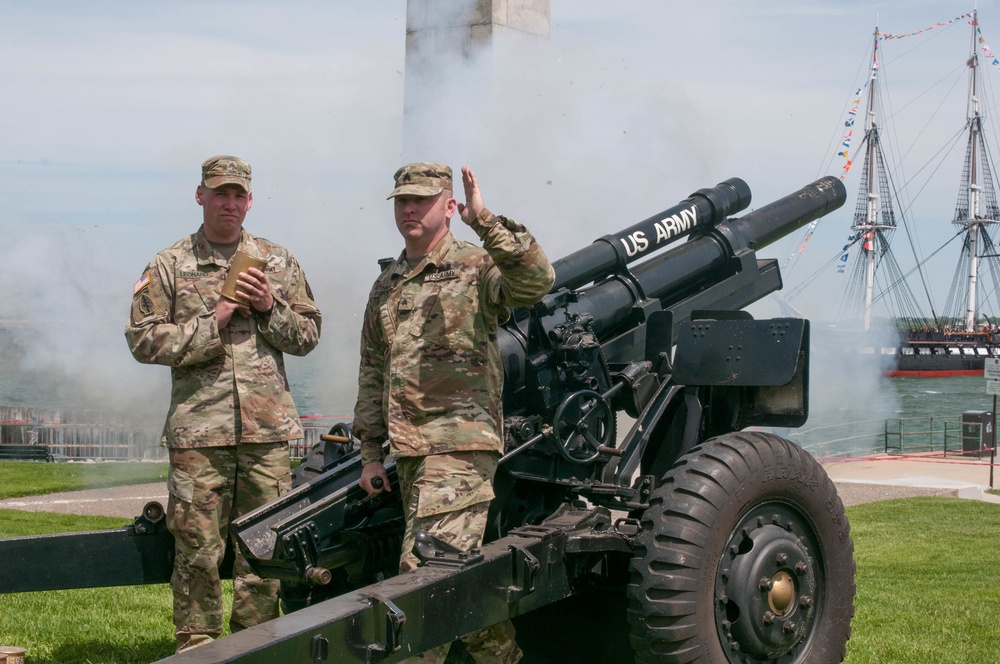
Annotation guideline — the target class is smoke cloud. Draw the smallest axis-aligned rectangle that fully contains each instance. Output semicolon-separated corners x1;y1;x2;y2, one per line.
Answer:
1;1;967;440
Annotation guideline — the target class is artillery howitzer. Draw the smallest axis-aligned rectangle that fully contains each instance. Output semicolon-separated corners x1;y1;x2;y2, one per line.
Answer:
0;176;854;663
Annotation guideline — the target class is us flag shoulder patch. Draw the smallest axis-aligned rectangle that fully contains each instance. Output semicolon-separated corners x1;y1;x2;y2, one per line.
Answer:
133;271;151;295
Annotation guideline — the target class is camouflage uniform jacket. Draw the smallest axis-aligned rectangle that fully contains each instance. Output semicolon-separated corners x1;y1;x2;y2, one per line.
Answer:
354;209;555;465
126;227;321;448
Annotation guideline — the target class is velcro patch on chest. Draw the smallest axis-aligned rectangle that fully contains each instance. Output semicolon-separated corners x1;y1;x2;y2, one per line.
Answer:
425;269;458;282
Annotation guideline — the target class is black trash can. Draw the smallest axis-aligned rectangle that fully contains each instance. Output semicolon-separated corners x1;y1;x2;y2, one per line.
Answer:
961;410;994;457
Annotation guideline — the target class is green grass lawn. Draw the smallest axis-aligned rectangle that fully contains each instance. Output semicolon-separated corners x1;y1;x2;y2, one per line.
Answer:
0;461;202;664
0;510;180;663
844;497;1000;663
0;462;998;663
0;460;168;499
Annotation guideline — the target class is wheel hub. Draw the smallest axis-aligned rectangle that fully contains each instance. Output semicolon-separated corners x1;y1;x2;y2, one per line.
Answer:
768;570;795;615
715;508;819;661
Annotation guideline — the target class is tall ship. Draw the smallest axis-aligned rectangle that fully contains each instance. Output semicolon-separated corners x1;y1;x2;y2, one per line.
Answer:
788;10;1000;377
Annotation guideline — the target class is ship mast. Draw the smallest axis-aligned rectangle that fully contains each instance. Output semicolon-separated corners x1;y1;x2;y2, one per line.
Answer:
942;8;1000;333
830;12;1000;343
854;26;893;331
836;21;928;334
956;8;993;332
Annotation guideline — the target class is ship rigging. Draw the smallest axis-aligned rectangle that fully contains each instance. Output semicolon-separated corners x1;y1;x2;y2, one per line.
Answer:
783;9;1000;376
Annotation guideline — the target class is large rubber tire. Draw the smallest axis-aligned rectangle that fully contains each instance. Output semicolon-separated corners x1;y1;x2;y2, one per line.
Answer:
627;432;855;663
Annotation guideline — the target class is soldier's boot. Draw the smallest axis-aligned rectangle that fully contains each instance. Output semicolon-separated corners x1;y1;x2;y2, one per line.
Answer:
175;632;216;653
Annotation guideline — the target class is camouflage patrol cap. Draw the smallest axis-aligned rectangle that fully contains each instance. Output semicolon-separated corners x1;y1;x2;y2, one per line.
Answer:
387;162;453;199
201;155;252;192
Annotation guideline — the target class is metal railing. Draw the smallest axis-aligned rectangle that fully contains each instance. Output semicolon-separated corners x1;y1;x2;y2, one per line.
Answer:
792;415;997;459
790;417;888;458
884;417;939;455
34;425;165;461
0;405;345;462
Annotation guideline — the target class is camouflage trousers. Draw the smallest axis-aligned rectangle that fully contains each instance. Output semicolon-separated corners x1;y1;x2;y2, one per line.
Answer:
395;451;522;664
166;443;291;653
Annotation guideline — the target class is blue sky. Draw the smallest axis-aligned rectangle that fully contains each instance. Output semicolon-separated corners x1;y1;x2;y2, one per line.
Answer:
2;0;998;416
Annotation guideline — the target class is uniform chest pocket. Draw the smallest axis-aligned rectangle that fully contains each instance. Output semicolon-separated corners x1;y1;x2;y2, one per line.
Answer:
174;276;217;319
409;280;476;350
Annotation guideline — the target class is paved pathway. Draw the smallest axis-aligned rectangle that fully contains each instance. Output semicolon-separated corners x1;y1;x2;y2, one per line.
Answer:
0;482;168;519
823;454;1000;506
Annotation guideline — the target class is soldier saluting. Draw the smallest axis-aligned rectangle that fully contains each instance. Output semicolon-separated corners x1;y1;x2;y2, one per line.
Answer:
354;163;554;662
126;155;321;653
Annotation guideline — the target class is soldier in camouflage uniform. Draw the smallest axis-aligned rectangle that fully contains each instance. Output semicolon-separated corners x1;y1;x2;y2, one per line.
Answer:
354;163;555;663
125;155;322;653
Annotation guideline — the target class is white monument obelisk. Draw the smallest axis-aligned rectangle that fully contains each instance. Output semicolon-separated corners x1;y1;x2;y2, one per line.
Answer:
403;0;550;159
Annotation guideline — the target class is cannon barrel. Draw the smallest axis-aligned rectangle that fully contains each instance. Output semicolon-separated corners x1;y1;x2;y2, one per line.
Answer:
724;175;847;251
559;176;845;337
551;177;752;291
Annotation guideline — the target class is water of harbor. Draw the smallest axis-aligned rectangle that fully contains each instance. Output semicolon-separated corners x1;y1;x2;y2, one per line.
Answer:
789;374;994;457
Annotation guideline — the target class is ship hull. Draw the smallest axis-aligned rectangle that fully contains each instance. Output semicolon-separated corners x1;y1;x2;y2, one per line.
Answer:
889;339;999;377
815;327;997;377
888;351;990;377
